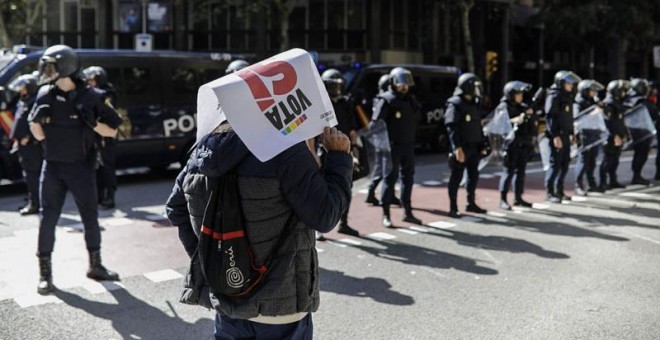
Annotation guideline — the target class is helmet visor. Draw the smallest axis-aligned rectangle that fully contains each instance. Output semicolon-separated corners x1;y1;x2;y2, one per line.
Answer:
38;58;59;85
563;71;581;85
392;72;415;86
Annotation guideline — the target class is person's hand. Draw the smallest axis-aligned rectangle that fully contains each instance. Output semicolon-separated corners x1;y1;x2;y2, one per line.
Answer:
305;138;321;168
322;127;350;153
20;136;30;146
569;134;575;144
455;147;465;163
553;136;563;149
526;108;533;115
614;134;622;147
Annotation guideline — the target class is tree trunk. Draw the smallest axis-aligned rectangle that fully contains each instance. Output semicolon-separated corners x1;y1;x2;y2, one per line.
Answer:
460;0;475;73
274;0;293;52
0;10;12;47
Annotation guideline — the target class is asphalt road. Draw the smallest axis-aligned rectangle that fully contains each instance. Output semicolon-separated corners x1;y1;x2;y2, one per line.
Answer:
0;150;659;340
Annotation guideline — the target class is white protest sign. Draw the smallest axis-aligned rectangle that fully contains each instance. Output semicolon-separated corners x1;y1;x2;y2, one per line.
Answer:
196;48;337;162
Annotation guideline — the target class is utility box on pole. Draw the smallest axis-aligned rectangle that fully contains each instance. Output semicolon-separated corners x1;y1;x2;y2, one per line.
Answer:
135;33;153;52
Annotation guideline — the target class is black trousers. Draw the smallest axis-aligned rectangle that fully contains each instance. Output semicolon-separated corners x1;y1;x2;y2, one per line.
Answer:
575;145;599;190
448;145;480;211
499;145;531;200
367;149;389;195
38;160;101;256
600;142;622;186
18;142;43;204
381;144;414;211
545;136;570;196
631;139;651;178
97;138;117;201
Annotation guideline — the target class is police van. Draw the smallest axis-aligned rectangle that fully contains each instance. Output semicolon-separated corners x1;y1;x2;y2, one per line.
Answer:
342;63;460;152
0;48;247;181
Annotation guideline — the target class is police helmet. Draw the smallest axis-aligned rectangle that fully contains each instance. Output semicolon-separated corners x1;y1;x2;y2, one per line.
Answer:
453;73;483;98
607;79;631;100
629;78;650;97
82;66;108;87
321;69;345;97
389;67;414;87
553;70;581;88
38;44;80;85
377;74;391;92
577;79;605;98
7;74;39;97
503;80;532;101
225;59;249;74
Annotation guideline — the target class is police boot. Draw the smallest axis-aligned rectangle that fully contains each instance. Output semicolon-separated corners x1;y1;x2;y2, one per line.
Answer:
99;190;115;210
513;196;533;208
402;205;422;225
382;206;393;228
448;202;461;219
365;190;380;206
37;256;54;295
20;201;39;216
631;175;650;186
87;251;120;281
466;202;487;214
499;192;511;210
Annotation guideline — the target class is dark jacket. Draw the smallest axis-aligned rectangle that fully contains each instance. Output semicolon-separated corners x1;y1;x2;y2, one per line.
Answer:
444;95;484;150
603;95;627;138
544;86;574;138
333;96;357;136
372;90;420;146
166;128;352;319
498;99;536;147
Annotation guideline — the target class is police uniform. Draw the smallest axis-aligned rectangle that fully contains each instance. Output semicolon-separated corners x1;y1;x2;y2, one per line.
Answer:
626;95;658;185
445;94;485;215
599;94;627;189
333;95;358;229
373;88;420;222
96;84;119;208
573;92;602;193
9;91;42;214
544;85;574;200
497;100;536;207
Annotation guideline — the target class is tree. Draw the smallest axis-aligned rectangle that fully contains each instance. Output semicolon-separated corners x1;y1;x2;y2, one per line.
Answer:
0;0;45;48
458;0;476;73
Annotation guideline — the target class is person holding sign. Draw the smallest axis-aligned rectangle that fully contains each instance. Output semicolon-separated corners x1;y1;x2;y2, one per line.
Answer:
372;67;422;227
544;70;581;203
626;78;658;185
497;81;536;210
599;80;629;190
573;79;606;196
445;73;489;218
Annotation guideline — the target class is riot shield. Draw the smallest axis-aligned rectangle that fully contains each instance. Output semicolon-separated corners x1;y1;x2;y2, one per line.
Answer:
482;106;514;166
573;105;608;155
361;120;393;179
623;104;656;149
538;134;551;171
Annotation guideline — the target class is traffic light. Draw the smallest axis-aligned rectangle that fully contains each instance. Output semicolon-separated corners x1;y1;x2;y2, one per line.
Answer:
486;51;498;81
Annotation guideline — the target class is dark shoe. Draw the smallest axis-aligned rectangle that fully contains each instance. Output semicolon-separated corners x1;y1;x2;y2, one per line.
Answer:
546;194;561;203
610;182;625;189
466;203;487;214
315;232;326;241
87;251;120;281
20;202;39;216
99;198;115;210
631;177;650;186
559;194;572;201
37;256;54;295
402;214;422;225
513;199;533;208
338;224;360;237
365;194;380;206
588;186;605;193
499;200;512;210
382;215;393;228
448;210;462;219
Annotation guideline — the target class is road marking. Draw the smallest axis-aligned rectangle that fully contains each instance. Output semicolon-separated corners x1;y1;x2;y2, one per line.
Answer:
335;238;362;246
460;216;482;223
487;211;507;218
101;217;133;227
315;247;324;253
82;280;125;294
479;174;496;179
63;223;84;232
145;214;167;221
616;229;660;246
619;192;654;199
561;200;571;205
327;240;348;248
422;180;444;186
409;226;430;233
532;203;549;210
367;232;397;240
144;269;183;283
397;229;419;235
427;221;456;229
14;294;63;308
571;196;588;202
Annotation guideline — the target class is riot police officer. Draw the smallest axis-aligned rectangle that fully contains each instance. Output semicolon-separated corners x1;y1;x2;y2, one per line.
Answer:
28;45;123;295
365;74;401;207
599;80;629;190
83;66;119;209
8;74;42;215
573;79;606;195
373;67;422;227
497;81;536;210
627;78;657;185
225;59;249;74
320;68;360;236
544;70;581;203
445;73;488;218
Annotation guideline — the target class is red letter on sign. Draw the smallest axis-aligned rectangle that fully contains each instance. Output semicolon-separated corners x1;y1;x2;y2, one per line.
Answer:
236;61;298;112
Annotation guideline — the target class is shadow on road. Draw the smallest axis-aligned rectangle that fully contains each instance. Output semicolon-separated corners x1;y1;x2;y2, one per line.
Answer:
352;238;498;276
319;268;414;306
54;287;213;339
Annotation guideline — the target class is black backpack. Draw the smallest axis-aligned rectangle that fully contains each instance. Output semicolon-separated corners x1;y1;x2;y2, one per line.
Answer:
198;172;275;297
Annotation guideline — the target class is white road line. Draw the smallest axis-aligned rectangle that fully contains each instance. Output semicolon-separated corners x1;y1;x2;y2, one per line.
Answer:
487;211;507;218
460;216;482;223
101;217;133;227
367;232;397;240
532;203;550;210
616;229;660;246
409;226;430;233
315;247;324;253
479;174;496;179
82;281;125;294
145;214;167;221
427;221;457;229
619;192;655;199
571;196;588;202
144;269;183;283
397;229;419;235
327;240;348;248
422;180;443;186
14;294;62;308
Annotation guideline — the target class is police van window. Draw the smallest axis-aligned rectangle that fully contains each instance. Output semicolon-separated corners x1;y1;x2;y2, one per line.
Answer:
203;69;222;84
171;68;198;94
105;67;123;92
124;67;150;95
428;76;453;101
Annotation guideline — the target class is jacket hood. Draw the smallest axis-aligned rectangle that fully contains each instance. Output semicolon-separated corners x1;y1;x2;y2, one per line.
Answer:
187;128;250;177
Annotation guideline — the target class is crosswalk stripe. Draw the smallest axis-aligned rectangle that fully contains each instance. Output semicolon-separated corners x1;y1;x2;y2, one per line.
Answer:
14;294;63;308
427;221;456;229
397;229;419;235
143;269;183;283
367;232;397;240
82;280;125;294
